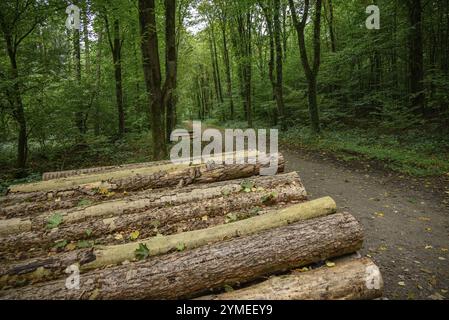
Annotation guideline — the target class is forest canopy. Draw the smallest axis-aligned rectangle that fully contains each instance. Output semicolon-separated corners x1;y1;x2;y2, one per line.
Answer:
1;0;448;183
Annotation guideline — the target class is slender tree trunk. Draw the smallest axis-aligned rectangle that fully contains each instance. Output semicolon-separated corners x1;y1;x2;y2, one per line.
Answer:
5;42;27;172
406;0;425;115
138;0;167;160
94;30;103;136
210;22;223;103
113;20;125;136
274;0;286;130
289;0;322;133
259;2;276;100
73;28;85;134
164;0;177;141
220;15;234;119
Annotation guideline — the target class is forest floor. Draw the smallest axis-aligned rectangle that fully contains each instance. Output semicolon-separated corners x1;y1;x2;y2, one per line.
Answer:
282;147;449;300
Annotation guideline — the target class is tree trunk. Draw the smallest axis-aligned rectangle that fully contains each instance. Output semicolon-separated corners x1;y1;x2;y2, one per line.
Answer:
139;0;167;160
0;212;363;300
73;28;85;134
1;154;285;217
220;14;234;119
259;1;276;100
289;0;322;133
42;160;173;181
113;20;125;136
406;0;425;115
0;196;333;288
199;258;383;300
164;0;177;141
0;176;308;259
273;0;286;130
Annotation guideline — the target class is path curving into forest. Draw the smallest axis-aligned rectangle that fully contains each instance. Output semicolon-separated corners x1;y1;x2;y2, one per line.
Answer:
282;148;449;300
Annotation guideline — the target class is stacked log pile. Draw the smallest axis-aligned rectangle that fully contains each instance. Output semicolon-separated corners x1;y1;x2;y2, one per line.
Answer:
0;154;383;300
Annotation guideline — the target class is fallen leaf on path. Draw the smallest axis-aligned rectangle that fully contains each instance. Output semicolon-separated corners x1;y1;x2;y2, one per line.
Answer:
325;261;336;268
398;281;406;287
438;257;446;261
418;216;431;222
425;245;433;250
114;233;124;241
375;211;385;218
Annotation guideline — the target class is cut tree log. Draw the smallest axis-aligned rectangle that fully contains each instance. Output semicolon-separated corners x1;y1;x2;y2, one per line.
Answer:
0;212;362;299
0;181;307;256
0;197;337;289
0;154;285;217
198;257;383;300
40;151;255;181
42;160;173;181
0;172;302;230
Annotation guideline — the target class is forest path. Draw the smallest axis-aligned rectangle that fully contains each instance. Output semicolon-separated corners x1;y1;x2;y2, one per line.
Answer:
282;148;449;300
183;121;449;299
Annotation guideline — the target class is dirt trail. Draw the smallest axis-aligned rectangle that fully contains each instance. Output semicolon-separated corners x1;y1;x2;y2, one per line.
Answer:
282;148;449;300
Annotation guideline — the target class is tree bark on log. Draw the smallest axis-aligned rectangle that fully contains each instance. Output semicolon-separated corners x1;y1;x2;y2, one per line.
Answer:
198;258;383;300
0;172;298;227
0;154;285;218
42;160;173;181
0;180;307;257
0;212;362;300
0;197;335;288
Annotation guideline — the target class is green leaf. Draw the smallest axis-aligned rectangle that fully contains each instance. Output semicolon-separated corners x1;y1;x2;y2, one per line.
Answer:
53;240;68;249
225;213;238;223
261;192;277;204
224;284;234;293
77;240;94;249
240;180;254;193
176;242;186;252
85;229;93;237
135;243;150;260
47;213;63;229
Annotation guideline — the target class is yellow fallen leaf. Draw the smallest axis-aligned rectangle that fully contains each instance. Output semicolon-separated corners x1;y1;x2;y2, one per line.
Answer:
441;248;448;252
325;261;336;268
130;230;140;241
418;217;431;222
375;211;385;218
425;245;433;250
398;281;406;287
201;215;208;221
66;243;77;251
114;233;124;240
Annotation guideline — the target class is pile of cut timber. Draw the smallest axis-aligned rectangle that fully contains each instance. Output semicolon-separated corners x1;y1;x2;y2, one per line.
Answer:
0;154;383;300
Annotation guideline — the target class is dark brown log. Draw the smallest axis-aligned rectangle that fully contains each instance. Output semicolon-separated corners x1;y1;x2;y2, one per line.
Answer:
0;154;285;218
0;212;363;300
198;257;383;300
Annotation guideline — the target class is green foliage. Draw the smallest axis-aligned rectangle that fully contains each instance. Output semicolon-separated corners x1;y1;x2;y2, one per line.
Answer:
47;213;63;229
135;243;150;260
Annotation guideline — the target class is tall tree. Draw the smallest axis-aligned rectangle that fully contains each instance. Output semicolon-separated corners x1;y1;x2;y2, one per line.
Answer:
259;0;276;100
273;0;286;130
406;0;425;115
218;1;234;119
138;0;177;159
0;1;47;172
165;0;177;141
104;15;125;136
289;0;323;133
